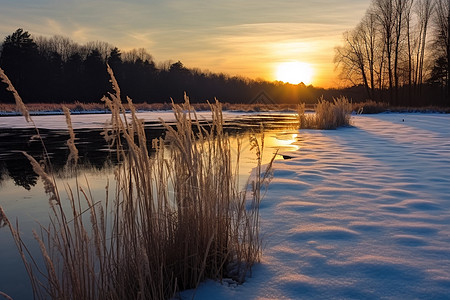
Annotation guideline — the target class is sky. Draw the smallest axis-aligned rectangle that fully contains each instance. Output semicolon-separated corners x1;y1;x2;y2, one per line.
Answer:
0;0;371;88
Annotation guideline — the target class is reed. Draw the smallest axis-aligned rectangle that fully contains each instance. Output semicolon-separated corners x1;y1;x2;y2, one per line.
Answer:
0;65;272;299
0;291;13;300
298;96;352;129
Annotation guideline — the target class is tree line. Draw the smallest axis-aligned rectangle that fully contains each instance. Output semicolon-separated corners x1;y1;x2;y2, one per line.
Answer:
0;18;449;106
0;28;336;105
334;0;449;106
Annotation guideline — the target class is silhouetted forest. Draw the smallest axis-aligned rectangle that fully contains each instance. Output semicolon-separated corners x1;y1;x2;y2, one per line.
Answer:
0;14;449;107
0;29;324;105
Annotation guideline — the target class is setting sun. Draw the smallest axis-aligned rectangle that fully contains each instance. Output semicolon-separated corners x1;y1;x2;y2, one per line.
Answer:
276;61;314;85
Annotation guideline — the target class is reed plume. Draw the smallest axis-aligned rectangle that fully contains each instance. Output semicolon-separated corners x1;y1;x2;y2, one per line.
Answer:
63;106;79;167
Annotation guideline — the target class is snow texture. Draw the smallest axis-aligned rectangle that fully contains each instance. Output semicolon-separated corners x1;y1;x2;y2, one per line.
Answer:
182;113;450;299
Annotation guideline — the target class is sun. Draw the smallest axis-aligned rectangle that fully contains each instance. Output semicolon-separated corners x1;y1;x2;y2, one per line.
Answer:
276;61;313;85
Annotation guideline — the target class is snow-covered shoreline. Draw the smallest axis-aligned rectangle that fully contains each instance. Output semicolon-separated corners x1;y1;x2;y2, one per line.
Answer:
183;113;450;299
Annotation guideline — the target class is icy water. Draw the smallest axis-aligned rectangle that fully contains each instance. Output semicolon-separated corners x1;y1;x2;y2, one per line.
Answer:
0;111;299;299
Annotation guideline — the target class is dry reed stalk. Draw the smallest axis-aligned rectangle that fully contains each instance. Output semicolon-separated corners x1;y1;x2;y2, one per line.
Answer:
63;106;79;168
0;291;13;300
22;152;59;205
0;206;44;299
297;102;307;128
0;208;6;228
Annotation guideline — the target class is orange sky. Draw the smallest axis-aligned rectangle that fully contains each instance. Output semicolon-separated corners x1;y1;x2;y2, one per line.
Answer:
0;0;371;88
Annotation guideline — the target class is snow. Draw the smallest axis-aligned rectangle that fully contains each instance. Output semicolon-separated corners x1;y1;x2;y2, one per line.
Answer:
182;113;450;299
1;112;450;299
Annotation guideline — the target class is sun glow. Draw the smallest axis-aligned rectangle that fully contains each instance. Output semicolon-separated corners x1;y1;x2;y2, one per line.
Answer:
276;61;314;85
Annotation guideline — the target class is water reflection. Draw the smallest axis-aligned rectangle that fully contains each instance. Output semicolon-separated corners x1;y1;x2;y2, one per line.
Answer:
0;113;299;190
0;128;108;190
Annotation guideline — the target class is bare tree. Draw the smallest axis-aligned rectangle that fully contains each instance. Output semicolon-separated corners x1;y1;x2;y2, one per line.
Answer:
430;0;449;93
335;29;370;97
122;48;154;63
372;0;415;104
335;19;380;100
393;0;411;103
360;11;384;100
36;35;80;62
334;0;449;104
414;0;435;91
405;0;415;101
374;0;396;103
335;6;393;101
85;40;114;61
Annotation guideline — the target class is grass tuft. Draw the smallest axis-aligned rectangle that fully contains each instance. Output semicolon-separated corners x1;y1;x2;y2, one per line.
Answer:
298;96;352;129
352;100;388;114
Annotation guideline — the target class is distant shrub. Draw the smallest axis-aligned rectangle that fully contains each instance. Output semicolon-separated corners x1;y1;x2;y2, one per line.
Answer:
352;100;388;114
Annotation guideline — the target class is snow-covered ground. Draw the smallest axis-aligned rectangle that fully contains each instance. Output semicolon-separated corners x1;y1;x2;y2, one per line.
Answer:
182;113;450;299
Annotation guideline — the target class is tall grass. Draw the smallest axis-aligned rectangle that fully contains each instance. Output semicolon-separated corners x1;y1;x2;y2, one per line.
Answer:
0;66;273;299
298;96;352;129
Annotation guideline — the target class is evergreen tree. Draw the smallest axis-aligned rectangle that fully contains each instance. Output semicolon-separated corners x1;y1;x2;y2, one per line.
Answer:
0;28;39;101
83;49;108;101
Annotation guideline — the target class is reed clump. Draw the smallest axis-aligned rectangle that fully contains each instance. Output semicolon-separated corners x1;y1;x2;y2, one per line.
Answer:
0;65;272;299
298;96;352;129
